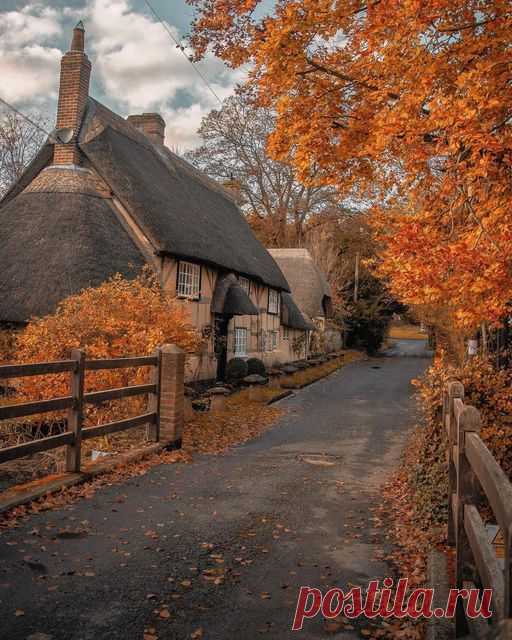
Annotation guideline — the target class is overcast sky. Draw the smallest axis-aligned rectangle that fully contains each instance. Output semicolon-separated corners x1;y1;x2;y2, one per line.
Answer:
0;0;251;150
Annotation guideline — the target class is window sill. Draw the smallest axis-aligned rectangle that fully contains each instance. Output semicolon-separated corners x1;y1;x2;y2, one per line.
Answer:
177;294;200;301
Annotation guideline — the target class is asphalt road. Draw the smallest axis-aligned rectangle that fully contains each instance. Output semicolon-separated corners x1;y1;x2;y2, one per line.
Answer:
0;340;431;640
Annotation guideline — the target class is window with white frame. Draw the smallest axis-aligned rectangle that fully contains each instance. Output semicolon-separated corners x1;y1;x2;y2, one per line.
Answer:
239;276;250;295
177;261;201;299
234;327;248;356
272;330;279;351
283;326;289;340
268;289;280;315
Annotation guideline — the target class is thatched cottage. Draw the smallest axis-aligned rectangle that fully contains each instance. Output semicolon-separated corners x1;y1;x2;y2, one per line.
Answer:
268;248;343;352
0;23;311;380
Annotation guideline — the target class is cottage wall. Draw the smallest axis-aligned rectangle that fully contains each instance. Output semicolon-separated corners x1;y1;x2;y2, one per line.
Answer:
161;256;304;381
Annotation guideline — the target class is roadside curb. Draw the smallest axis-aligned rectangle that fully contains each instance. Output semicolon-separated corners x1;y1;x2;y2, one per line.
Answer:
280;363;348;390
0;442;166;515
266;390;293;404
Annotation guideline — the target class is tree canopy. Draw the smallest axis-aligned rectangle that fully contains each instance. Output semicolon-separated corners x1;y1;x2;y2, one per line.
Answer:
189;0;512;330
186;93;343;246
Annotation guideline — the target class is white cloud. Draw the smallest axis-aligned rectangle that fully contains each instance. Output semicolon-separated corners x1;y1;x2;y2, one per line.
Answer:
87;0;227;108
85;0;242;148
0;0;243;148
0;3;61;47
1;46;61;103
162;103;209;151
0;3;63;104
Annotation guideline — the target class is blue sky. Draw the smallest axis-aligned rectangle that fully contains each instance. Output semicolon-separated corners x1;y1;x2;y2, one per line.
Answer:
0;0;249;149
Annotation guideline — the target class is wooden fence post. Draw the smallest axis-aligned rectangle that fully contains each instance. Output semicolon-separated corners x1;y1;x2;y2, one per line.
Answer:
455;404;482;637
66;349;85;473
147;347;161;442
447;381;464;546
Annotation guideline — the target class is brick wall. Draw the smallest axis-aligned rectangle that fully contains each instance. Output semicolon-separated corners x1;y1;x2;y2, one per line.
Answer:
126;113;165;145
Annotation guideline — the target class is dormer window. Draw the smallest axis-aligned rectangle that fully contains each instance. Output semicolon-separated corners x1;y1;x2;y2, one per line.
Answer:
268;289;280;315
239;276;250;295
177;261;201;299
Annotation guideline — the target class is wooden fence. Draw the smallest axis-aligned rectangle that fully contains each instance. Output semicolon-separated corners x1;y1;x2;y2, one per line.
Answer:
0;345;185;474
444;381;512;638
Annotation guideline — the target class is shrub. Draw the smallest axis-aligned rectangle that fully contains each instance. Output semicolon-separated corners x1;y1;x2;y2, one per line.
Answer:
246;357;266;377
0;271;203;429
226;357;248;383
417;353;512;479
408;352;512;527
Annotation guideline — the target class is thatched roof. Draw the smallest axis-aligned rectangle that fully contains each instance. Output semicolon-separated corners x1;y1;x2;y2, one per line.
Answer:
211;273;258;316
281;293;314;330
79;99;289;291
0;188;145;323
268;249;332;319
0;96;290;323
1;142;53;207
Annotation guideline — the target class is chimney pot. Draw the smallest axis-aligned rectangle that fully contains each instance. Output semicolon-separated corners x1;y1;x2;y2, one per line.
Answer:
70;21;85;52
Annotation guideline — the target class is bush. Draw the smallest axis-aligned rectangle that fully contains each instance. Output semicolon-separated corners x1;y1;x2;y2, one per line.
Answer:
246;357;266;377
226;357;248;383
417;353;512;479
406;353;512;528
0;271;203;428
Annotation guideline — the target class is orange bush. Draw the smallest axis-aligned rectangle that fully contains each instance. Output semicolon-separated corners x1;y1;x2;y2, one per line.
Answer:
1;271;202;428
415;353;512;484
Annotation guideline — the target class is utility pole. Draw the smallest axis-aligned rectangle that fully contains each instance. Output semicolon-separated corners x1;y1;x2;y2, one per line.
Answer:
354;251;360;303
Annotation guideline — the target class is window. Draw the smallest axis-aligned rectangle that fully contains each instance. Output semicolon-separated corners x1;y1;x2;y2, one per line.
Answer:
268;289;280;315
239;276;250;295
283;326;289;340
177;261;201;299
271;330;279;351
234;327;248;356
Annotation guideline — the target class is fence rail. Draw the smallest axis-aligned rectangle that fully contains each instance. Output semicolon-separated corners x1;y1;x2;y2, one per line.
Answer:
443;381;512;638
0;346;186;472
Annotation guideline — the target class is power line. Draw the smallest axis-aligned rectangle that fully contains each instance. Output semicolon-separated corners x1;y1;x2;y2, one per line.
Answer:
142;0;223;106
0;96;51;138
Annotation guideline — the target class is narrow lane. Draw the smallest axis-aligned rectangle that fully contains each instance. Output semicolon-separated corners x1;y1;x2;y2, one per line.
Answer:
0;341;430;640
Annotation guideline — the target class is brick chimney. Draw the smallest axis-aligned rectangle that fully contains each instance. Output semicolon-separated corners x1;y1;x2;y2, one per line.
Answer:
126;113;166;145
53;21;91;166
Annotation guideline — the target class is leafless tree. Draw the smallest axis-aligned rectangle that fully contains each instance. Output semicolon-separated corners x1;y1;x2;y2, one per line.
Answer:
185;93;345;246
0;110;47;199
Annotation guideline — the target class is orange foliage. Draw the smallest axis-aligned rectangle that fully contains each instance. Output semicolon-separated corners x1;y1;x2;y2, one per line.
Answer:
416;353;512;479
2;272;202;427
189;0;512;330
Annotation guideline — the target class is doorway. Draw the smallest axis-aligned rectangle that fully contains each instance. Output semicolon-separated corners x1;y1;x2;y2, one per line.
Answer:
214;315;230;381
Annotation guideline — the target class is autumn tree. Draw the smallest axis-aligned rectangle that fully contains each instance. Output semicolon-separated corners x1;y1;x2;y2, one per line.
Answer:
0;110;47;198
188;0;512;339
186;92;344;246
